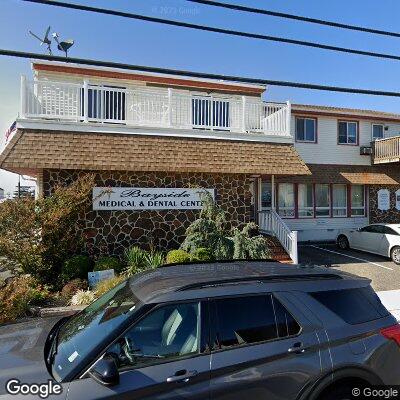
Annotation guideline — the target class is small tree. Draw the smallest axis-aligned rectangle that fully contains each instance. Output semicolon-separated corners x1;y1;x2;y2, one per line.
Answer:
0;174;95;286
180;191;270;260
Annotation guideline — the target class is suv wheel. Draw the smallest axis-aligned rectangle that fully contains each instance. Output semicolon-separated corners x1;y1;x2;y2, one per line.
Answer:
391;246;400;264
337;235;349;250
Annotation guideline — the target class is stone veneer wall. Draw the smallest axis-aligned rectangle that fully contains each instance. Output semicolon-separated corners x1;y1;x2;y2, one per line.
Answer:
369;185;400;224
43;169;253;257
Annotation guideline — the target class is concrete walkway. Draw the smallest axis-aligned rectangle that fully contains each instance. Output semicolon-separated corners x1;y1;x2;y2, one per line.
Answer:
378;290;400;321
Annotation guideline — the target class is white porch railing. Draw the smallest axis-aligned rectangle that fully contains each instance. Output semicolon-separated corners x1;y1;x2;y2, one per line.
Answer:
258;210;298;264
373;136;400;164
20;77;292;137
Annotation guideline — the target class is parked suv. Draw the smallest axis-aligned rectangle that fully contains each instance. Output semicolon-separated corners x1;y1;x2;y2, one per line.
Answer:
1;261;399;399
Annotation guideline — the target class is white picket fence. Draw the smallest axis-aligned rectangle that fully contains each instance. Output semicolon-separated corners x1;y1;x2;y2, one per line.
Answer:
258;210;298;264
20;77;292;137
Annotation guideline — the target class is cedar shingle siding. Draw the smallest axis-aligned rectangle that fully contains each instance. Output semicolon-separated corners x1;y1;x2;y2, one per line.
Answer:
0;130;310;176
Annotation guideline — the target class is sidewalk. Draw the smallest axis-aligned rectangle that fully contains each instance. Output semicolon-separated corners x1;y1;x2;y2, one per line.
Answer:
378;290;400;321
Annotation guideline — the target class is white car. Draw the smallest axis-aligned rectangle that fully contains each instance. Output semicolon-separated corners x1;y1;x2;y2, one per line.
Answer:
337;224;400;264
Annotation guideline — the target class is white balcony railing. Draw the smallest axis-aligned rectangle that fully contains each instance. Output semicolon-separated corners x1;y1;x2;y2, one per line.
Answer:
258;210;298;264
20;77;292;137
373;136;400;164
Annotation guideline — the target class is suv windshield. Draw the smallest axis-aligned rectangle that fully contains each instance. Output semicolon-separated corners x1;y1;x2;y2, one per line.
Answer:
51;279;139;381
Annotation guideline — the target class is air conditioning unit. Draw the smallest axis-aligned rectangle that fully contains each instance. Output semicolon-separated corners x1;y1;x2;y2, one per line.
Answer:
360;146;372;155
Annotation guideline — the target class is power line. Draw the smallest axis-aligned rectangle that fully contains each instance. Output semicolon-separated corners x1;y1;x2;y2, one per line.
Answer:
22;0;400;63
2;48;400;98
186;0;400;39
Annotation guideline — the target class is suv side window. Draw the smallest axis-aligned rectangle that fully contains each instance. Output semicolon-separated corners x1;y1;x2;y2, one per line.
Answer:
108;302;201;370
213;295;300;350
310;287;389;325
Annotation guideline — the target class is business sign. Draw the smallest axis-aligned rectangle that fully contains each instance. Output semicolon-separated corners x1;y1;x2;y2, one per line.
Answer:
93;187;215;211
88;269;115;288
377;189;390;211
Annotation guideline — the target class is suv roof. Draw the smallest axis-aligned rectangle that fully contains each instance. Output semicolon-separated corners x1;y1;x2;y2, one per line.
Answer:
128;261;369;303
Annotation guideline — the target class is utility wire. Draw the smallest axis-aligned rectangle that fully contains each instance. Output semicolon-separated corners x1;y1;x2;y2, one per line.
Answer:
2;48;400;98
186;0;400;39
21;0;400;63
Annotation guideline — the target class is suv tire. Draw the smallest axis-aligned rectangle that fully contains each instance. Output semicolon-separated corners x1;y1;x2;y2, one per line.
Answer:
391;246;400;265
337;235;349;250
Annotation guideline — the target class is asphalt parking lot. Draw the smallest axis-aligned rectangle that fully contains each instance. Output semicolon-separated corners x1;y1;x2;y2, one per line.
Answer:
298;243;400;292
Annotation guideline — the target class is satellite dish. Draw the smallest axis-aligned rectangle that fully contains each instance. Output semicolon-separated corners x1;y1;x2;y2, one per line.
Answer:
29;26;52;55
52;32;75;57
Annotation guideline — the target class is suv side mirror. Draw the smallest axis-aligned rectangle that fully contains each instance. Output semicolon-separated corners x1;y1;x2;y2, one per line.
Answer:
88;357;119;386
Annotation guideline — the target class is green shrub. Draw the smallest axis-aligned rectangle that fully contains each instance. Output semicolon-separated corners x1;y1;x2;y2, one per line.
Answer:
95;275;126;298
145;252;165;268
61;278;88;300
125;246;165;276
61;255;91;283
0;275;50;324
125;246;147;274
166;249;191;264
191;247;214;262
94;256;123;273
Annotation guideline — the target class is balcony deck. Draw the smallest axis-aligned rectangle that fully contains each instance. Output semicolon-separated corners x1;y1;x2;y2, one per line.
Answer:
373;136;400;164
19;77;292;141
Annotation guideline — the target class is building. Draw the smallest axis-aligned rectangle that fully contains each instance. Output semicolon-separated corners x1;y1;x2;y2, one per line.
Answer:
258;104;400;242
1;60;400;262
13;185;35;199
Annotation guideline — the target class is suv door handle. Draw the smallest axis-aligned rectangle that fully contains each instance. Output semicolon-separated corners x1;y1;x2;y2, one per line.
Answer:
288;342;307;354
167;370;198;383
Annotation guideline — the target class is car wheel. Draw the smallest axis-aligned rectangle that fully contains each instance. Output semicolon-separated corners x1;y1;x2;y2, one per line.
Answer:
337;235;349;250
391;246;400;264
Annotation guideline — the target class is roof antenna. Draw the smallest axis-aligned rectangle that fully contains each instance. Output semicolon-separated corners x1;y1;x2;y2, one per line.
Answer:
52;32;74;57
29;26;52;55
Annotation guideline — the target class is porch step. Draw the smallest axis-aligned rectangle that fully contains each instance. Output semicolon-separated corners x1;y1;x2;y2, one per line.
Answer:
263;234;292;263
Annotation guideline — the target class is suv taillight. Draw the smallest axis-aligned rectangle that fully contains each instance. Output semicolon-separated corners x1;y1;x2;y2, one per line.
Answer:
381;324;400;346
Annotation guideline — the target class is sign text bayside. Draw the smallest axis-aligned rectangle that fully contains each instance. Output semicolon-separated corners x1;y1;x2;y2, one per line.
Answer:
93;187;215;211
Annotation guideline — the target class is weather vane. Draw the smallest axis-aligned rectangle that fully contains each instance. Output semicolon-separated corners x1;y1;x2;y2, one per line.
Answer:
29;26;75;57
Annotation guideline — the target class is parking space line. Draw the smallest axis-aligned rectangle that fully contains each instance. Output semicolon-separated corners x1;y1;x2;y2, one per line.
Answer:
309;245;394;271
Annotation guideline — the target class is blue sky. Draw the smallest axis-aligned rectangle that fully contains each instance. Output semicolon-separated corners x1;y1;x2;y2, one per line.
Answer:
1;0;400;193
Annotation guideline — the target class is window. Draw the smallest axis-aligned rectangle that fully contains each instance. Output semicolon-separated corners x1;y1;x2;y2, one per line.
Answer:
296;117;316;142
298;184;314;217
214;295;299;349
273;297;301;338
278;183;295;218
338;121;358;144
360;225;384;233
315;184;330;217
110;302;201;369
372;124;384;141
382;226;400;236
261;182;272;209
310;287;389;325
332;184;347;217
351;185;365;216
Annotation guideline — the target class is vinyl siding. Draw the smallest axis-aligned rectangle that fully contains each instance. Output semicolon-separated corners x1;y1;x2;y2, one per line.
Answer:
292;115;400;165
